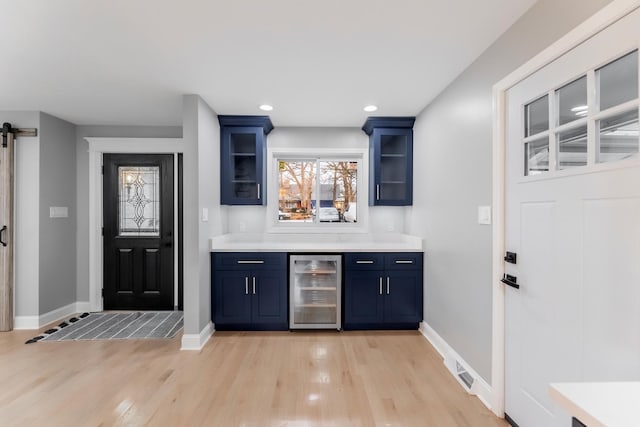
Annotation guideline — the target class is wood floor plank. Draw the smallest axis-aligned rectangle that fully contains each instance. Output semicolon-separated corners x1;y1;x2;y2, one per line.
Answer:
0;328;507;426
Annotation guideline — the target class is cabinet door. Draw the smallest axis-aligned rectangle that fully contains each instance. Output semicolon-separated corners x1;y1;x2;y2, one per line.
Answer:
370;127;413;206
383;270;423;324
251;270;287;327
213;270;252;324
220;126;265;205
344;270;384;326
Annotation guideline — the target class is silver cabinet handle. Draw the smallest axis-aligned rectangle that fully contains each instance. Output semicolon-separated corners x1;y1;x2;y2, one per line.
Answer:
376;184;380;200
379;277;383;295
356;260;374;264
257;183;261;199
252;277;256;294
395;260;414;264
245;277;249;295
387;277;390;294
237;260;265;264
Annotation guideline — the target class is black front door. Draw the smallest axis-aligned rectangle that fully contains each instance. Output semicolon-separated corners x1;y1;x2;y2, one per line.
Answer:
103;154;174;310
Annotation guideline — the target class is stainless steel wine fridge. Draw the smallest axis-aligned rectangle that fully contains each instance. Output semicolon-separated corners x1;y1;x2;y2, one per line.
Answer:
289;254;342;329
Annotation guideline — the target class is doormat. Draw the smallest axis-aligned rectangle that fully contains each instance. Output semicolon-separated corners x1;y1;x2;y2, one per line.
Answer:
25;311;183;344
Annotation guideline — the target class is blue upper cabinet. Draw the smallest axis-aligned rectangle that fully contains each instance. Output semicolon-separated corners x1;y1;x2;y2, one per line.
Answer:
219;115;274;205
362;117;415;206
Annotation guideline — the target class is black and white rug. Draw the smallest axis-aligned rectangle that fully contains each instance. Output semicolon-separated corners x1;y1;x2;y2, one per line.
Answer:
25;311;183;344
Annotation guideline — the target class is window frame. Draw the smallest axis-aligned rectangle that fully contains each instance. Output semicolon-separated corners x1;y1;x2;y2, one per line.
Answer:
266;147;368;233
521;48;640;181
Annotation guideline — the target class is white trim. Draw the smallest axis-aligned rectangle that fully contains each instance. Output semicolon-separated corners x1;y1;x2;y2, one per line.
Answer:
86;137;184;313
13;316;39;330
14;301;93;330
491;0;640;419
180;321;214;351
419;322;493;411
86;137;183;153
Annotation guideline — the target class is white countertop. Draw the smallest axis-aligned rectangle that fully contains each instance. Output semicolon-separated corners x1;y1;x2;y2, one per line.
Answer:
549;382;640;427
210;233;423;252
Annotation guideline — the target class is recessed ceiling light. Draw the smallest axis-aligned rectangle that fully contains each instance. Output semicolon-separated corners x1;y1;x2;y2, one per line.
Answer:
571;105;588;112
259;104;273;111
363;105;378;112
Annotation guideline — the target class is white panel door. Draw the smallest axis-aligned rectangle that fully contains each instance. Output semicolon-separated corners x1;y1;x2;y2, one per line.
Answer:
505;8;640;426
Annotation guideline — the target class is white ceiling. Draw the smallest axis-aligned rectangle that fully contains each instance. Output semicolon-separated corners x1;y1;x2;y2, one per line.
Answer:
0;0;537;127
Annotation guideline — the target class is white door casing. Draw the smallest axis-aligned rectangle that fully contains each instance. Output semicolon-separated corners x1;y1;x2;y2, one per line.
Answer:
503;8;640;426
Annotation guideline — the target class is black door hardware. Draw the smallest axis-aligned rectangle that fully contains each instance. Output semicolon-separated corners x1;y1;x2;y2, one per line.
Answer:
501;274;519;289
504;251;517;264
0;225;7;247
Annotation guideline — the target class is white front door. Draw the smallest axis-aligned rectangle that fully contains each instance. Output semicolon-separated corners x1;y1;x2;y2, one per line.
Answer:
504;8;640;426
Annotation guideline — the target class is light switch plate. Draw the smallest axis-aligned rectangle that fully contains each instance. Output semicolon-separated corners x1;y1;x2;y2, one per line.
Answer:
478;206;491;225
202;208;209;222
49;207;69;218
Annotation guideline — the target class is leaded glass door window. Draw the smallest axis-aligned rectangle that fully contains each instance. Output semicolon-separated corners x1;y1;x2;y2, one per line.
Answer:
118;166;160;237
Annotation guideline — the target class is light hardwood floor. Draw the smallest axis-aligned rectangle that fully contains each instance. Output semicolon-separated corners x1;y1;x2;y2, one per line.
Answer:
0;327;507;426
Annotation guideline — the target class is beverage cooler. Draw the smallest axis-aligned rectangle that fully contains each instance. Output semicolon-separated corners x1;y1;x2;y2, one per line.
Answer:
289;255;342;329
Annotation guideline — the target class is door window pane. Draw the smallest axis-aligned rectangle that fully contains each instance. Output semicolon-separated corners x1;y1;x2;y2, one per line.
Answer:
598;50;638;111
525;137;549;176
556;76;588;126
525;95;549;137
598;109;640;163
119;166;160;236
557;125;588;169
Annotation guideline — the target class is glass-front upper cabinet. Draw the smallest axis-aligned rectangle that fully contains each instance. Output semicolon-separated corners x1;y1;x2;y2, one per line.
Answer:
362;117;416;206
218;116;273;205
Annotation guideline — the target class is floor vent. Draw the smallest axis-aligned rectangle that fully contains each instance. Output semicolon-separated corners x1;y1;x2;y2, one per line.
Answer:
456;361;475;390
444;354;478;393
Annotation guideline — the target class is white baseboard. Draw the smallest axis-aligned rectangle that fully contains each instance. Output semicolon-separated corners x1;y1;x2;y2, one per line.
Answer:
181;321;214;351
419;322;494;412
14;315;39;330
14;301;93;330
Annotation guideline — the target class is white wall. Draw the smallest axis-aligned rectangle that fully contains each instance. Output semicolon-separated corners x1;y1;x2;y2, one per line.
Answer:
1;112;40;318
226;126;404;234
407;0;613;382
38;113;77;314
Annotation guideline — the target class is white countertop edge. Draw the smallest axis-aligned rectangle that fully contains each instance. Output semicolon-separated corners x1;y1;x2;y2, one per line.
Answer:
209;233;424;252
549;382;640;427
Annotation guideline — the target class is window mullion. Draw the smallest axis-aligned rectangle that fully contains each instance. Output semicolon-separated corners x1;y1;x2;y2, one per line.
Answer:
587;69;597;165
314;159;320;224
548;90;557;172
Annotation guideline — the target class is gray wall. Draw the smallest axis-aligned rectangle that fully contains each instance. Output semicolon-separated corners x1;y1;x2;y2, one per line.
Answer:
197;97;225;330
75;125;182;303
1;112;40;318
38;113;77;314
182;94;227;335
406;0;612;383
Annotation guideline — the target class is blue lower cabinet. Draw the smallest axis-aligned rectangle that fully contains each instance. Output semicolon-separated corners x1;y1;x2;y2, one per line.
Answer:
344;270;384;324
343;252;423;330
212;253;287;330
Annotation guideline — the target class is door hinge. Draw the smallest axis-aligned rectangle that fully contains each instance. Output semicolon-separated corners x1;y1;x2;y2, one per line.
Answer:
101;165;104;175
